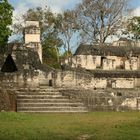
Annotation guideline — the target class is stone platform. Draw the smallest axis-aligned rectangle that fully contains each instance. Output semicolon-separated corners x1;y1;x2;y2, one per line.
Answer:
16;86;88;113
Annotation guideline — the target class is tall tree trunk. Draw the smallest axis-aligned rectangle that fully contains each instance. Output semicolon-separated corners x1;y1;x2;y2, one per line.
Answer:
54;45;60;63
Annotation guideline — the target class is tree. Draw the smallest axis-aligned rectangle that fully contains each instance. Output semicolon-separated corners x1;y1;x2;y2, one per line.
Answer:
127;16;140;41
42;31;63;68
75;0;128;46
0;0;13;48
55;10;79;58
13;7;63;68
13;7;55;41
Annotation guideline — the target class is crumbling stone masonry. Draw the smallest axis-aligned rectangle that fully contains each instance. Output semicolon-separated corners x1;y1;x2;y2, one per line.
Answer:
1;21;140;112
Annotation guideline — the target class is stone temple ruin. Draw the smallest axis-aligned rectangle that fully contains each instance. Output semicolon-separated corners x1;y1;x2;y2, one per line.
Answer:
0;21;140;112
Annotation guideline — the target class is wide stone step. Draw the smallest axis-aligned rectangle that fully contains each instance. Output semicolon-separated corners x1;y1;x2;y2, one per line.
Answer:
17;106;87;112
17;102;84;107
17;95;68;99
17;99;81;103
17;110;88;113
16;88;58;92
39;85;52;88
16;91;60;95
16;86;88;113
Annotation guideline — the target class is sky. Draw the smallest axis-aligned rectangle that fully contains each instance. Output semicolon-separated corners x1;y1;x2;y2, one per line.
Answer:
8;0;82;16
7;0;140;43
8;0;140;16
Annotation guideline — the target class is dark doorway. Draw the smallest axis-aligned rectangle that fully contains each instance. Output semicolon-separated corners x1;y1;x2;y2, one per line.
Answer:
107;80;112;88
101;57;106;68
1;54;18;72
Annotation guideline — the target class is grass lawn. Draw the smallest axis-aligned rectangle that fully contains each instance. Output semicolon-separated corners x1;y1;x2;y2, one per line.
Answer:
0;112;140;140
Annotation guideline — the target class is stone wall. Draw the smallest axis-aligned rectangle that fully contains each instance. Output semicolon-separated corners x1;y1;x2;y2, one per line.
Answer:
25;34;40;43
60;88;140;111
71;55;101;70
113;78;134;88
70;54;139;71
102;59;116;70
0;88;16;111
125;57;138;70
0;68;140;111
0;70;138;89
53;70;140;89
0;70;52;88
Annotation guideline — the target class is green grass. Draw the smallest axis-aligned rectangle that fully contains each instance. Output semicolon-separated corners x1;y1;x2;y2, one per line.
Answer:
0;112;140;140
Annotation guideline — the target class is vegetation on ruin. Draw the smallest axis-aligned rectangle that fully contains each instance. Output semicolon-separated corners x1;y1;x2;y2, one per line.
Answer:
0;0;13;50
0;112;140;140
127;16;140;41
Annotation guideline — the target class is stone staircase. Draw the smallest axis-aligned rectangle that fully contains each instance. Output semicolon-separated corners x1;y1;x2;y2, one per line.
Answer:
16;86;88;113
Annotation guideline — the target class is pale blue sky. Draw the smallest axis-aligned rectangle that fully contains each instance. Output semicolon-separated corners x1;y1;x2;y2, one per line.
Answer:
8;0;82;14
8;0;140;18
8;0;140;44
8;0;140;10
129;0;140;8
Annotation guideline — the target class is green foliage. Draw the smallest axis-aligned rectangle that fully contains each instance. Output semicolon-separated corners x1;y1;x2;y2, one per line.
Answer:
61;50;72;60
127;16;140;40
43;46;60;69
22;7;56;37
13;7;79;68
0;0;13;47
42;32;63;69
20;7;63;68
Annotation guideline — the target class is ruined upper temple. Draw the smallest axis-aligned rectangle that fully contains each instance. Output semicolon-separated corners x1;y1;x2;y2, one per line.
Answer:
24;21;42;62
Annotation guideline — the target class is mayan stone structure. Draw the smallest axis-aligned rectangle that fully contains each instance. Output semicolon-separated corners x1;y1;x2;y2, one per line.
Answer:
0;21;140;112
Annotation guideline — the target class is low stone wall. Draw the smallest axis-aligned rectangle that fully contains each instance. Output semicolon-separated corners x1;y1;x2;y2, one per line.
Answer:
53;71;138;89
113;78;134;88
0;70;52;88
60;88;140;111
0;71;38;88
0;70;139;89
0;88;16;111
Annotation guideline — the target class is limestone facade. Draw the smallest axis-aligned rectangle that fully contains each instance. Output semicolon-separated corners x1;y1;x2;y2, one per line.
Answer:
70;55;139;71
53;71;140;89
68;44;140;71
24;21;42;63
